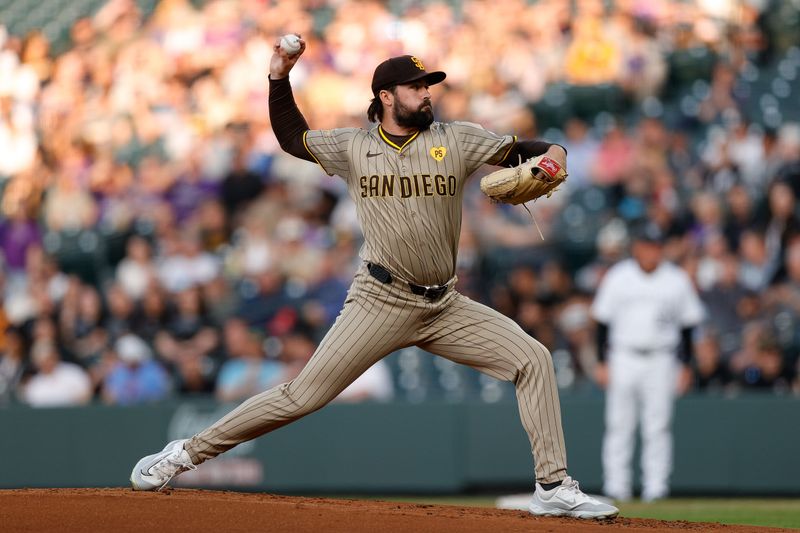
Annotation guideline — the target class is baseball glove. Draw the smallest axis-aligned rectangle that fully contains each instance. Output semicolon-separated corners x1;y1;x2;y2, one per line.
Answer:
480;155;567;205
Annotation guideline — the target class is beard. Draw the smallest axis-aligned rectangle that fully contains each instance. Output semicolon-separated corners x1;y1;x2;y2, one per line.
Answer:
393;99;434;130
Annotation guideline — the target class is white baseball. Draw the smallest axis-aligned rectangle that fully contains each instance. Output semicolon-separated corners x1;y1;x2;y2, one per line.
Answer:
279;34;301;56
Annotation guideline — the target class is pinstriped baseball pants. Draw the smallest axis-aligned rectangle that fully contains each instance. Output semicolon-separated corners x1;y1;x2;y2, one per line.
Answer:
185;264;568;483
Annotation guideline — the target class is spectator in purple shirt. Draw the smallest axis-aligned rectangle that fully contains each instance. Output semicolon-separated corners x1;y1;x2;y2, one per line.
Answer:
164;157;220;224
0;205;41;275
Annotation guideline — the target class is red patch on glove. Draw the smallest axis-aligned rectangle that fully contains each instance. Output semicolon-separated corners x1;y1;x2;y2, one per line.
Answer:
538;157;561;178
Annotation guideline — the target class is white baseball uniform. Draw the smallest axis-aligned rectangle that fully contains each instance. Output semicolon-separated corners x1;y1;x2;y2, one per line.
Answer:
591;258;704;501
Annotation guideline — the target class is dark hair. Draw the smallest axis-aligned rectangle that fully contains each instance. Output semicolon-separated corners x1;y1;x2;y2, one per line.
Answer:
367;86;395;123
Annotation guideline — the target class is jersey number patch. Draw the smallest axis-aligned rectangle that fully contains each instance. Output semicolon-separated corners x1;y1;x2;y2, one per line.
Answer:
430;146;447;161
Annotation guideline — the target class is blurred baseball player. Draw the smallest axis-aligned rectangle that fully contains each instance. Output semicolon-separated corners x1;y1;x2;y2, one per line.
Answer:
591;222;704;502
130;36;617;519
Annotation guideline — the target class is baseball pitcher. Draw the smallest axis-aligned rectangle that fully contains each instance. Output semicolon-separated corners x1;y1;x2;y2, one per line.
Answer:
130;35;618;520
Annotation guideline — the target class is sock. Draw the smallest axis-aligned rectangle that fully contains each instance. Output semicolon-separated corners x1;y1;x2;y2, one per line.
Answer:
539;480;563;491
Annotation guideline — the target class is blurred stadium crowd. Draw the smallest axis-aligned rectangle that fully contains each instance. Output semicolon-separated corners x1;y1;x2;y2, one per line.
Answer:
0;0;799;407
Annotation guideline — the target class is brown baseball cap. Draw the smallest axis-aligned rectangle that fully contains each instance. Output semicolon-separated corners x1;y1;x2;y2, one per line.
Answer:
371;55;446;95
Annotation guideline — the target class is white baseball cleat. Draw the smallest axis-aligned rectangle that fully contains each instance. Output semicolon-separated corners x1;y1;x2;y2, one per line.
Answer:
528;476;619;519
130;439;196;491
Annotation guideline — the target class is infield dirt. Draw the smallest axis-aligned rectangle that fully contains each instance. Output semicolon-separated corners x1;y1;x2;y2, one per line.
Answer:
0;488;792;532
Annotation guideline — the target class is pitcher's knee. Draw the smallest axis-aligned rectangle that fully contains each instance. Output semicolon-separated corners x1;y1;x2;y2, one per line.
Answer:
514;342;555;382
278;382;328;419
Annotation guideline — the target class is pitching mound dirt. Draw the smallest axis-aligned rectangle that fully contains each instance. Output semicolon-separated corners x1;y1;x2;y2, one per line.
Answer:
0;488;790;532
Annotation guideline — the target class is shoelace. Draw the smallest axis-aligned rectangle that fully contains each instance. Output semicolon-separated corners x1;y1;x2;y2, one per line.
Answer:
154;451;197;491
558;476;598;503
559;477;582;495
561;476;580;491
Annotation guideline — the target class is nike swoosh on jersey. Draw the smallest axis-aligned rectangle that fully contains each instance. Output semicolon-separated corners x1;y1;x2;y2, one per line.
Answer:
366;151;383;158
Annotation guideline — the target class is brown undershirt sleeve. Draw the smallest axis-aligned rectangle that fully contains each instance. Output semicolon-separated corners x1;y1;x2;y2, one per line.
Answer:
268;76;315;162
500;140;567;167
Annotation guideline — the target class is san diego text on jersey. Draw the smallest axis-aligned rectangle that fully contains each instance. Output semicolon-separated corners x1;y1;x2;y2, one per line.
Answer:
359;173;457;198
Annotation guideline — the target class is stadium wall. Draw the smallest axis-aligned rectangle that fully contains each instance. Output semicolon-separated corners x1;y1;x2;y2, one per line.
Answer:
1;394;797;495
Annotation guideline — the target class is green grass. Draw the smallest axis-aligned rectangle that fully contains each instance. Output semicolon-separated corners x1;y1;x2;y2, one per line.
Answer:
617;499;800;530
347;496;800;530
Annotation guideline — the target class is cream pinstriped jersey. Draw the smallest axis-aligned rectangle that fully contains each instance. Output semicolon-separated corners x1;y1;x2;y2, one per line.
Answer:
304;121;515;285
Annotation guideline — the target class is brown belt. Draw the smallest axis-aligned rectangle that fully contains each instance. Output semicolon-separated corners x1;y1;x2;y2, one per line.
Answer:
367;263;449;301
